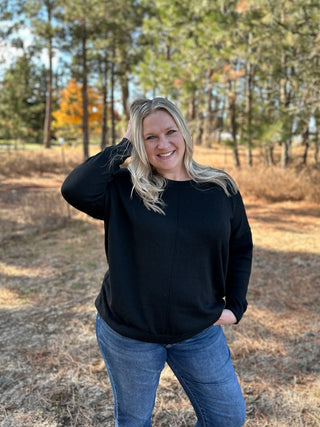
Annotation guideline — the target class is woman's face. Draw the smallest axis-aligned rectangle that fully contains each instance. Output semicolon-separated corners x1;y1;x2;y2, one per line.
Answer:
142;110;189;180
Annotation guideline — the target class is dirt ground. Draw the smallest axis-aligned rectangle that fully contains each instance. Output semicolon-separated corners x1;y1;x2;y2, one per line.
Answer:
0;170;319;426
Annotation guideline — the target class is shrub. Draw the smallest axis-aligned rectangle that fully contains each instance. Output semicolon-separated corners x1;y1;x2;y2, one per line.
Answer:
231;166;320;203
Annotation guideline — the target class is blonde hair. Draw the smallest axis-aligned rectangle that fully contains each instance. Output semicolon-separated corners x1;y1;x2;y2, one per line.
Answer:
127;97;238;214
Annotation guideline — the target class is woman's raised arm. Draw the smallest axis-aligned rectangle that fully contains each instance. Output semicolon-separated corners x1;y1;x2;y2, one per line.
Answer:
61;138;132;220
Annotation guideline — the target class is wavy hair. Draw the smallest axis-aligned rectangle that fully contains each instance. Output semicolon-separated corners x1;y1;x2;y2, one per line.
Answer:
127;97;238;214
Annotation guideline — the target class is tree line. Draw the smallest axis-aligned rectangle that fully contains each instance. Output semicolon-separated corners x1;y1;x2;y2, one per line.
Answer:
0;0;319;167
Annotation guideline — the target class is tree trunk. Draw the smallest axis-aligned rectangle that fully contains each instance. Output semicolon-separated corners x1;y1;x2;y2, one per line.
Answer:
121;76;130;121
111;42;116;146
217;96;226;145
246;61;253;166
101;63;108;150
265;145;275;166
314;128;319;168
246;146;252;166
280;141;290;168
203;69;214;148
301;125;309;165
194;112;204;146
279;51;292;168
188;95;196;121
43;6;53;149
229;83;240;167
81;18;89;159
314;142;319;168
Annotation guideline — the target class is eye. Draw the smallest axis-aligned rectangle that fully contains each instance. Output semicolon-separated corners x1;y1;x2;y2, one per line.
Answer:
145;135;156;141
167;129;176;135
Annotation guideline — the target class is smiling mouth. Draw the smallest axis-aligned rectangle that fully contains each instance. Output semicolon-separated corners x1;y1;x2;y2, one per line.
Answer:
158;150;175;158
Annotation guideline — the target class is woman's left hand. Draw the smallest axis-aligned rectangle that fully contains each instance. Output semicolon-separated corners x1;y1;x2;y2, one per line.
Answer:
214;309;237;325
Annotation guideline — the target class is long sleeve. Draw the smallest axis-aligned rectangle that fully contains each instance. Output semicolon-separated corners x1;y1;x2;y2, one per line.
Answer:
225;191;253;322
61;138;132;220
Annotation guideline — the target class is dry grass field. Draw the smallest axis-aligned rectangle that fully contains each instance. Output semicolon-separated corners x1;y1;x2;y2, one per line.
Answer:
0;144;319;426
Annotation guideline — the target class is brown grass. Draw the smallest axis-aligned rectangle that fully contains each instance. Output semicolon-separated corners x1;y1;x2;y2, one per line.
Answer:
193;146;320;203
0;147;80;177
0;145;319;426
1;143;319;203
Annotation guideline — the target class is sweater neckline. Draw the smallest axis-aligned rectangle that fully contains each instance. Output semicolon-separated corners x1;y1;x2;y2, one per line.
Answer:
166;178;193;188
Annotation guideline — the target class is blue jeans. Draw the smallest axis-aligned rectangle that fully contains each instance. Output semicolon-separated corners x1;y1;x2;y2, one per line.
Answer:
96;313;246;427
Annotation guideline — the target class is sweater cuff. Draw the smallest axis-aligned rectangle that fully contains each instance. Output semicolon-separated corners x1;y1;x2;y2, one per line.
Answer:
225;302;247;324
115;138;132;159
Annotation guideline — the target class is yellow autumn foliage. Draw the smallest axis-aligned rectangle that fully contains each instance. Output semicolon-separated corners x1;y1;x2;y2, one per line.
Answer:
53;79;103;139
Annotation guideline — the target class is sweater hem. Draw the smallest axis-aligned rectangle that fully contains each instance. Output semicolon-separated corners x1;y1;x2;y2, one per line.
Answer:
95;304;223;345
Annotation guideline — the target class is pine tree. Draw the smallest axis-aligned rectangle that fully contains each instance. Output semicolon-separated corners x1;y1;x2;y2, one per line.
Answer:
0;51;46;143
58;0;102;158
21;0;62;148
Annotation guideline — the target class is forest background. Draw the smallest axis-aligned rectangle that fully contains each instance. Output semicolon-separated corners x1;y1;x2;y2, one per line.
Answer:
0;0;320;426
0;0;319;167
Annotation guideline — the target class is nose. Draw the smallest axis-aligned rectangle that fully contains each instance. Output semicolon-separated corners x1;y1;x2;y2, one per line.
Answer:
157;134;170;149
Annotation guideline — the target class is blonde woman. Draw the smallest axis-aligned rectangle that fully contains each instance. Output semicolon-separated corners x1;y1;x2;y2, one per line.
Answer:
62;97;253;426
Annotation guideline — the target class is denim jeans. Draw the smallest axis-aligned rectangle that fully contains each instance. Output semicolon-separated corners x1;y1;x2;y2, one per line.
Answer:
96;313;246;427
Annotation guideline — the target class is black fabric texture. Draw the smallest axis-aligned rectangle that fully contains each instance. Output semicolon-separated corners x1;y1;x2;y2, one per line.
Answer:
61;139;253;344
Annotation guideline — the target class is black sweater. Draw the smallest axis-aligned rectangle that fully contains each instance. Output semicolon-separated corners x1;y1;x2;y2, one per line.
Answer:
61;139;253;344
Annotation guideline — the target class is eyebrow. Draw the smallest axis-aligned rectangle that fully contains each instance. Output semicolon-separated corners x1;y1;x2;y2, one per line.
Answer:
143;126;177;137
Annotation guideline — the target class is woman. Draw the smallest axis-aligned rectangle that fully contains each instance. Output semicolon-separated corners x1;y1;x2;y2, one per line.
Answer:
61;97;253;427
